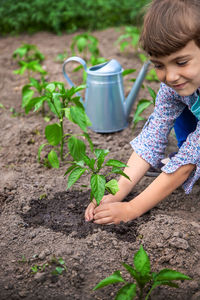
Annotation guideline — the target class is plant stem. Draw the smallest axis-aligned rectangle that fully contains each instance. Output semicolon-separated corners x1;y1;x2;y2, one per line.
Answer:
60;119;64;161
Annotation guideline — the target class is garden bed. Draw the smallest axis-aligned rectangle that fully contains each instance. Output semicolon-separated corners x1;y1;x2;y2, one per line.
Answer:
0;29;200;300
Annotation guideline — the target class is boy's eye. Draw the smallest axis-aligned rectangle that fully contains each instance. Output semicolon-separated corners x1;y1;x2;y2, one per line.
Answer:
177;61;187;66
153;64;163;69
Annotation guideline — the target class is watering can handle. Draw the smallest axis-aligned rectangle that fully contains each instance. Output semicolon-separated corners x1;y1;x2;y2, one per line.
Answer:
62;56;87;89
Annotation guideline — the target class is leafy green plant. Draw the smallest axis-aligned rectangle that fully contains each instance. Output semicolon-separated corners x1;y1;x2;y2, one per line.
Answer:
0;0;151;35
71;33;99;61
65;147;130;205
116;26;141;52
31;256;67;276
13;43;45;63
133;86;157;129
13;43;46;77
94;245;191;300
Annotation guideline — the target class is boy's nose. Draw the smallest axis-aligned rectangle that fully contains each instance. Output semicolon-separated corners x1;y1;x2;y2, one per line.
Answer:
165;68;180;84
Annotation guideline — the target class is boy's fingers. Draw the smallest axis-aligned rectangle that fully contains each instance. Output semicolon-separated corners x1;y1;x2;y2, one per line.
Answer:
85;202;96;221
94;217;113;225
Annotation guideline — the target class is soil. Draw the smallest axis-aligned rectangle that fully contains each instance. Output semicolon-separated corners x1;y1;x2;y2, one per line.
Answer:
0;28;200;300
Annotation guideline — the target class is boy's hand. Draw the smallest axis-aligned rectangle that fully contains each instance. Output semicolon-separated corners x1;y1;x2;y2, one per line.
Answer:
93;202;134;225
85;195;120;222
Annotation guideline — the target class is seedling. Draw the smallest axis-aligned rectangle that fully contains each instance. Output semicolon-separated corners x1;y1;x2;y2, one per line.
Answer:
65;146;130;205
13;43;45;63
94;245;191;300
13;43;46;78
22;75;48;116
70;33;99;61
30;256;67;276
116;26;141;53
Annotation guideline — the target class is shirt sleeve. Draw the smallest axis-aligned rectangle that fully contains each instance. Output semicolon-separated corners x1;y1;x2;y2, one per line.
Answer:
162;121;200;194
130;83;185;167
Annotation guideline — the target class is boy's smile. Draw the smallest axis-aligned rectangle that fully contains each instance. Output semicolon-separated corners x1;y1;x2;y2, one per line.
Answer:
150;40;200;96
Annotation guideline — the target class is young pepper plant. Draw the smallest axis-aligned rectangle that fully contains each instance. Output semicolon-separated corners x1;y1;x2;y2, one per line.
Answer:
93;245;191;300
65;146;130;205
13;43;46;78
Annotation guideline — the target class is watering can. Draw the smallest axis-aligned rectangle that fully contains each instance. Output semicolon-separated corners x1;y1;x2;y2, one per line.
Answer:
63;57;150;133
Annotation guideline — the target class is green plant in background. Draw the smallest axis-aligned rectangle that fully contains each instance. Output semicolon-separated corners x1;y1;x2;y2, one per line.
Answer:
22;76;48;117
116;26;141;52
94;245;191;300
71;33;99;61
13;43;46;77
13;43;45;62
0;0;151;35
133;86;157;129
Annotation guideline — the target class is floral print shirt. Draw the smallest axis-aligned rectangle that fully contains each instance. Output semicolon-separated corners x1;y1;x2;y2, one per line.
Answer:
130;83;200;194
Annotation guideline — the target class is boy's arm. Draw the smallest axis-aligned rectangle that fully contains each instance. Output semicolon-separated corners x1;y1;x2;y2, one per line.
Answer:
93;161;195;225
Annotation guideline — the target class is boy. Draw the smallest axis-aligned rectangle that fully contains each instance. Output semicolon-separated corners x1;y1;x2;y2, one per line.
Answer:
85;0;200;225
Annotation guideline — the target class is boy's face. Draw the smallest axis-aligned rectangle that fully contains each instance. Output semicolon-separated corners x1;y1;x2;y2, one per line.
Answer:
150;40;200;96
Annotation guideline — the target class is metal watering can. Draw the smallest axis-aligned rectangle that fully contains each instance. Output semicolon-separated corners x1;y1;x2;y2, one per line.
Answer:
63;57;150;133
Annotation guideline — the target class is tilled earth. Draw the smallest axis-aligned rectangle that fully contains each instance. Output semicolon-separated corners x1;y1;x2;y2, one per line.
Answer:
0;29;200;300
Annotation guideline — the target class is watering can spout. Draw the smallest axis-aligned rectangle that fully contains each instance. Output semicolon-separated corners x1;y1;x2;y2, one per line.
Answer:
125;61;150;118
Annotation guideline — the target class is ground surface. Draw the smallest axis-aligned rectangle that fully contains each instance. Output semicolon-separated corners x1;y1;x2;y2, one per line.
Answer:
0;28;200;300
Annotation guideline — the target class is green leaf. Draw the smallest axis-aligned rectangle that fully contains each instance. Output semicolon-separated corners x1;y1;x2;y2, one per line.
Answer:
105;179;119;195
115;283;137;300
67;136;86;161
45;123;62;146
46;83;56;93
82;154;95;170
38;143;48;162
122;263;138;281
155;269;191;282
105;159;128;168
120;41;129;52
94;149;109;159
83;133;94;152
134;245;151;277
25;96;46;114
64;164;77;176
147;86;157;104
122;69;136;76
133;99;152;126
93;271;125;290
70;106;90;132
111;167;130;180
151;280;179;290
48;150;60;169
90;174;106;205
22;85;35;108
97;151;106;171
67;167;87;189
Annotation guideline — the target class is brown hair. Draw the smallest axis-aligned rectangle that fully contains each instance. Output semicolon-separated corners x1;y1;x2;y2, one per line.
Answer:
140;0;200;57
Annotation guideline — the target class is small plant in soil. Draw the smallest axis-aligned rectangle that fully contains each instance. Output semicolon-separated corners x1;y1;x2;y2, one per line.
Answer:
13;43;46;79
65;147;130;205
70;33;99;61
30;256;67;276
116;26;141;53
13;43;45;63
94;245;191;300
